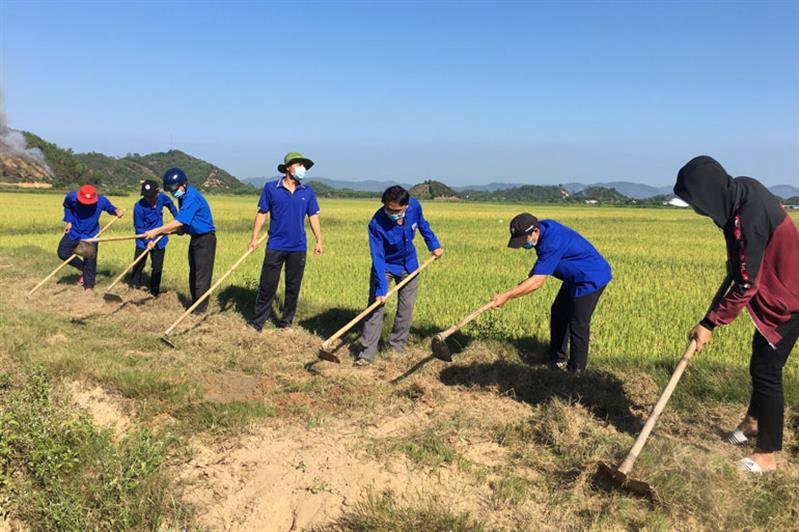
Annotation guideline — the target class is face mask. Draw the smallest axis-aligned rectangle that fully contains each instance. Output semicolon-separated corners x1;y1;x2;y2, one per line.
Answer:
522;240;536;250
292;166;307;181
172;188;185;199
385;210;405;221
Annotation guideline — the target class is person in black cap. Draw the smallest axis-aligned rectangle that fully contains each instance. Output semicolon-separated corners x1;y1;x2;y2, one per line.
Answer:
491;213;612;372
131;180;178;296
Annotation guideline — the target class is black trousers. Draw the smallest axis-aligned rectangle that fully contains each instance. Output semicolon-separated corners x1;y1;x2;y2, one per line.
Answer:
251;249;307;328
130;247;166;296
747;315;799;452
57;234;97;288
188;232;216;313
550;284;605;371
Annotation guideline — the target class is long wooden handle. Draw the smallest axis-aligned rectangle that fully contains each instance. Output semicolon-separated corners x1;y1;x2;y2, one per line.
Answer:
437;301;494;340
322;255;438;348
82;233;147;243
163;232;269;337
106;235;165;291
617;339;698;475
29;211;126;295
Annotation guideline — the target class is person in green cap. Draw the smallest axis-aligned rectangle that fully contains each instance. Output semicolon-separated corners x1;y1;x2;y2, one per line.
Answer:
247;152;323;331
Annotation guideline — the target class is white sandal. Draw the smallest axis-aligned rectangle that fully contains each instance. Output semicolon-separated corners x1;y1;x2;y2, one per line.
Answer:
740;457;763;475
727;428;749;445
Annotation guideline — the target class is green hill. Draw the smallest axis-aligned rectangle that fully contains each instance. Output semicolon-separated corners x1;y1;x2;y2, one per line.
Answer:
409;180;459;200
8;132;245;191
75;149;243;190
20;131;93;187
461;184;567;202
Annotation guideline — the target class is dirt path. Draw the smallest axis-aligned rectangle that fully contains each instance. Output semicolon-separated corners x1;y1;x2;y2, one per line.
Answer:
179;419;492;531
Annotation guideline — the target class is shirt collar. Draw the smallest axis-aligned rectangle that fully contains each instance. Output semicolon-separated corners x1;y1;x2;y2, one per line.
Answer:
277;177;305;190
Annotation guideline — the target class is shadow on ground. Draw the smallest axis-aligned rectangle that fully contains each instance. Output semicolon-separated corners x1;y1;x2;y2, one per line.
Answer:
439;360;640;435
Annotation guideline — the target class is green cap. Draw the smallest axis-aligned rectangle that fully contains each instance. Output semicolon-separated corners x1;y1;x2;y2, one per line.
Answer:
278;152;314;174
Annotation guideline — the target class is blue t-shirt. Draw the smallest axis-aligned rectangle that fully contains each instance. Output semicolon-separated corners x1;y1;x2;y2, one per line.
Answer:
368;198;441;297
133;193;178;249
257;178;320;252
175;185;215;235
62;192;118;239
530;220;612;298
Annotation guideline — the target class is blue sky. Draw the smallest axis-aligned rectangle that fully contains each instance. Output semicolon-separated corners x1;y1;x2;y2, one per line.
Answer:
1;1;797;186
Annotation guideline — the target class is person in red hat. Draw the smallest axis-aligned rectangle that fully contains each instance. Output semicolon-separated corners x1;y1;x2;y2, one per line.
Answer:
58;184;122;291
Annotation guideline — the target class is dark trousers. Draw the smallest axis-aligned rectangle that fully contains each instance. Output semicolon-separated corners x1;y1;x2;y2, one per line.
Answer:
252;249;307;328
130;247;166;296
550;284;605;371
57;234;97;288
188;232;216;313
747;315;799;452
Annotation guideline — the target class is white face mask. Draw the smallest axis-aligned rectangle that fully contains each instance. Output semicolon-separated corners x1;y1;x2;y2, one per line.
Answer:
292;166;307;181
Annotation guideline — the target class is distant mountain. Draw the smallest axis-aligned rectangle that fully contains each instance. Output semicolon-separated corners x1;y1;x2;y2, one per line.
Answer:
242;176;412;192
457;181;673;199
769;185;799;200
454;182;527;193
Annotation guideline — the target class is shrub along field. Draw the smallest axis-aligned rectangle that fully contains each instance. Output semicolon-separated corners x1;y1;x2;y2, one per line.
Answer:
0;191;797;530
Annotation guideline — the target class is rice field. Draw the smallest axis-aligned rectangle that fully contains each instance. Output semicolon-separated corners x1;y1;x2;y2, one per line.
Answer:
2;190;799;530
2;191;796;392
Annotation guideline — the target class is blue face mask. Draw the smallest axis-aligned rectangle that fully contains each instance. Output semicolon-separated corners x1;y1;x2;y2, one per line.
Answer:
522;240;535;250
292;166;307;181
385;210;405;221
172;188;185;199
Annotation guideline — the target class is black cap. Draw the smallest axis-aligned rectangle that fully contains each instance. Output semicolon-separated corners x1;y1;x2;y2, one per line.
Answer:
141;179;160;198
507;213;539;248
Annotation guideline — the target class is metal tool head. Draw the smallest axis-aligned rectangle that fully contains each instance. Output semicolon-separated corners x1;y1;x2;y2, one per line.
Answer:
103;292;124;303
159;335;176;349
431;334;452;362
594;462;657;501
74;241;97;259
317;344;341;363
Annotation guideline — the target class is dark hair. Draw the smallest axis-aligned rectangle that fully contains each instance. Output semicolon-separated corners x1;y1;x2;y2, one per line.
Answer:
381;185;410;205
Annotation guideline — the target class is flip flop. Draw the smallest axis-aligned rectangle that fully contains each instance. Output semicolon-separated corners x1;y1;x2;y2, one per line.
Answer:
740;457;764;475
353;358;372;368
727;428;749;445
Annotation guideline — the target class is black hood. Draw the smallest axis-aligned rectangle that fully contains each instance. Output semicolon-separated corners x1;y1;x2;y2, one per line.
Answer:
674;155;740;228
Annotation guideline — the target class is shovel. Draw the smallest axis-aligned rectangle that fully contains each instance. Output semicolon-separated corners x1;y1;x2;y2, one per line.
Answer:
595;339;698;500
431;301;494;362
318;255;438;363
29;212;125;295
104;235;165;303
160;232;269;347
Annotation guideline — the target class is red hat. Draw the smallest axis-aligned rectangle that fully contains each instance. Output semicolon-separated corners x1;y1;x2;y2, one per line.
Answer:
77;184;98;205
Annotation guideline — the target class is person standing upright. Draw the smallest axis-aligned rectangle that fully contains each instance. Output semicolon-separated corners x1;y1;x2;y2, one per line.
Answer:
247;152;323;331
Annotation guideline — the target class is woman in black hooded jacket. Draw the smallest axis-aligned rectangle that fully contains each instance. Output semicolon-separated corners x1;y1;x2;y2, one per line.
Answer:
675;155;799;473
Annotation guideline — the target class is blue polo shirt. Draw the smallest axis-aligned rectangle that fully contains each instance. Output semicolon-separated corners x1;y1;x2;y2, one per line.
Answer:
530;220;612;298
369;198;441;297
134;193;178;249
258;178;321;252
175;185;215;235
62;192;118;239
